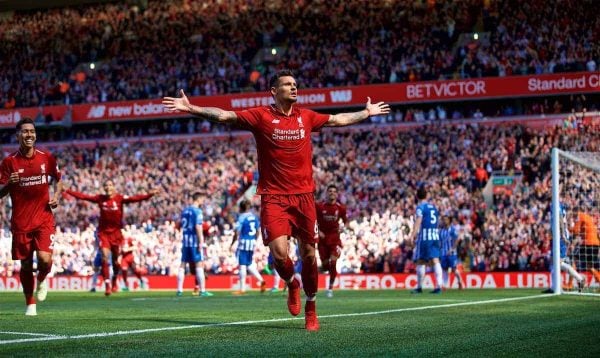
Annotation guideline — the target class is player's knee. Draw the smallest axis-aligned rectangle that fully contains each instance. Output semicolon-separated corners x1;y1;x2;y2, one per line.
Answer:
38;259;52;269
273;257;287;267
20;260;34;271
303;252;316;265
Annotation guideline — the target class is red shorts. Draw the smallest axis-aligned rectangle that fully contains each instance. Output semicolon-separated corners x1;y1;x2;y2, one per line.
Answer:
12;222;56;260
98;230;124;250
318;242;342;262
121;251;135;270
260;193;319;245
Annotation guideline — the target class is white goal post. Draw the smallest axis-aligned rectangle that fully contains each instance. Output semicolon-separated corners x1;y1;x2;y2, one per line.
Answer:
551;148;600;295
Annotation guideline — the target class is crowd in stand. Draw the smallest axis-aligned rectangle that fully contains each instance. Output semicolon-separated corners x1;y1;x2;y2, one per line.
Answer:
1;0;598;109
1;0;599;278
1;115;598;278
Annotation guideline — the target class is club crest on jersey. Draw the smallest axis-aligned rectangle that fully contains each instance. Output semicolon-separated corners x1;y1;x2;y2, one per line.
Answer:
41;163;46;174
297;116;304;128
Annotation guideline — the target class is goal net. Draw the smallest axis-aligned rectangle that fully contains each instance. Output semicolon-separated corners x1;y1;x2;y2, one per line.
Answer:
551;149;600;295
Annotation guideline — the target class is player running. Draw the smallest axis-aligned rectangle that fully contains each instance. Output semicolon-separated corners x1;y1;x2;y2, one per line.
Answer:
316;184;347;298
0;118;63;315
163;69;390;331
65;180;158;296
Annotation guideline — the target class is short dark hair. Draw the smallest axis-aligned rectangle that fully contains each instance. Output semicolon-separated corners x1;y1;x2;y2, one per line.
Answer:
16;118;35;131
269;69;295;88
327;184;338;191
192;192;203;201
417;186;427;200
239;199;250;212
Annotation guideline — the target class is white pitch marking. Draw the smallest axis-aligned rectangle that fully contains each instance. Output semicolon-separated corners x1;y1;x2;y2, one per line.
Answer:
0;331;60;337
0;294;555;345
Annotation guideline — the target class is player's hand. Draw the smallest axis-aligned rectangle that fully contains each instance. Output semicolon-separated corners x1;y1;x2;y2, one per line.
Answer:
162;89;191;113
8;172;19;184
148;188;160;196
365;97;390;117
48;197;59;210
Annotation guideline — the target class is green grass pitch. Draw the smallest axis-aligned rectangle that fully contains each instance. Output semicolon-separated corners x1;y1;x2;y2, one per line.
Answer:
1;289;598;356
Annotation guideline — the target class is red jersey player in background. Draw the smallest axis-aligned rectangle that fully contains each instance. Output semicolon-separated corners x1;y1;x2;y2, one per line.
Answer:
119;236;145;291
163;69;389;331
64;180;158;295
316;184;347;298
0;118;63;316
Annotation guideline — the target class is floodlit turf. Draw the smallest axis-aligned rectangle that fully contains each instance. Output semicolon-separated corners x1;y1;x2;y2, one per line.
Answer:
0;289;598;356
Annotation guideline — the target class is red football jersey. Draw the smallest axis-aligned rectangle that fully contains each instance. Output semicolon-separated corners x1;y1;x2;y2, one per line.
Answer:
65;190;152;232
316;202;348;237
0;148;61;233
235;106;329;194
122;237;135;253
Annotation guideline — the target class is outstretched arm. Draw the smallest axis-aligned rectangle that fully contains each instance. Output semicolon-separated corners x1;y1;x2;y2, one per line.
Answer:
326;97;390;127
162;89;238;124
64;189;99;203
123;189;159;204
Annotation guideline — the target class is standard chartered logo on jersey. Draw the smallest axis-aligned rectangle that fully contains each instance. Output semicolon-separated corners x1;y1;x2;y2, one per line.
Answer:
20;175;46;186
272;128;305;141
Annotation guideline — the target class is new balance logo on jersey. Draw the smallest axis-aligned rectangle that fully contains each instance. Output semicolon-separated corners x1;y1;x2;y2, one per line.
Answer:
87;105;106;119
271;119;280;124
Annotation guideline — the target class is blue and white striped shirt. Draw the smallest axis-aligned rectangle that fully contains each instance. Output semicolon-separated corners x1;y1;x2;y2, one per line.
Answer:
416;202;440;243
180;206;203;248
235;212;259;251
440;225;459;256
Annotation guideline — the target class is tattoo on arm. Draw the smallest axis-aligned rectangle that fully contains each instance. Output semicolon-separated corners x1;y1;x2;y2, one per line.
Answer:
189;105;236;124
327;109;369;127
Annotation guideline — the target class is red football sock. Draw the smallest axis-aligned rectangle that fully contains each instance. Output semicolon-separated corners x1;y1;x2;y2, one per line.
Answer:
329;259;338;289
37;264;51;283
275;257;295;282
20;269;35;305
102;262;110;281
121;269;129;283
302;257;318;297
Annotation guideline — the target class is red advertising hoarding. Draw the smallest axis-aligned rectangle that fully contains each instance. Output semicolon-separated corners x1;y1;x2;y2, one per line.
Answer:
69;72;600;122
1;72;597;127
0;105;68;129
1;272;594;291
